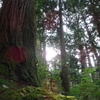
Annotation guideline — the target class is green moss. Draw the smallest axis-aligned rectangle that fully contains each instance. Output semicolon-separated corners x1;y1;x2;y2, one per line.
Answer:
0;89;23;100
0;78;17;87
0;64;9;76
0;57;18;80
66;96;77;100
0;78;77;100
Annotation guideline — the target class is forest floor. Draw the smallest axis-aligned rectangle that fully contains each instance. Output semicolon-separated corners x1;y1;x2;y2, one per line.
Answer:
0;77;77;100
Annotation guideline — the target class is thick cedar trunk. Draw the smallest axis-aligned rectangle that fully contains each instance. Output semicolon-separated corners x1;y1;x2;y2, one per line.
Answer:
59;0;69;93
0;0;39;86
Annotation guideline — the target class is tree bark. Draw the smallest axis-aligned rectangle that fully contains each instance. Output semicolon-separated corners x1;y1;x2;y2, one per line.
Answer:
59;0;69;93
81;13;100;72
78;45;86;72
89;0;100;37
0;0;40;86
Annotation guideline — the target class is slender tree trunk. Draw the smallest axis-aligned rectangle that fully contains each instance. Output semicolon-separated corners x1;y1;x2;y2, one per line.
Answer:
89;0;100;37
78;45;86;72
42;32;46;62
81;13;99;57
59;0;69;93
85;46;95;81
75;15;86;71
81;13;100;78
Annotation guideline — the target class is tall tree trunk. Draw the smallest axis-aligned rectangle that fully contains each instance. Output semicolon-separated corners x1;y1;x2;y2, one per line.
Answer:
42;32;46;62
81;13;100;78
0;0;40;86
78;45;86;72
89;0;100;37
75;15;86;72
59;0;69;93
85;46;95;81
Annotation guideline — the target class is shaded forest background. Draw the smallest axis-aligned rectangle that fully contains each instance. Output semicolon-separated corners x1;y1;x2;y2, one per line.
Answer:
0;0;100;100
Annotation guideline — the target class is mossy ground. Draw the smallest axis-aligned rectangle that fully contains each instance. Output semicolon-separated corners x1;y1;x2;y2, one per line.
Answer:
0;78;77;100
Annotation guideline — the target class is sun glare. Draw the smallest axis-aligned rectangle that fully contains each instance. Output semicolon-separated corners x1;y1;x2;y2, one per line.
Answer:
46;47;57;61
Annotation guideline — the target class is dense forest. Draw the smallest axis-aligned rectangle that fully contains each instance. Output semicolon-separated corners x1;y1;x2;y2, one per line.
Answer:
0;0;100;100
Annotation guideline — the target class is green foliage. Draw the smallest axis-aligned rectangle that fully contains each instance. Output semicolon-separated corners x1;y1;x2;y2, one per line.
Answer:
0;89;23;100
37;60;48;83
83;67;97;74
0;77;77;100
0;78;17;93
0;57;18;80
21;86;78;100
20;86;45;100
1;86;76;100
0;63;9;76
78;82;100;100
70;67;100;100
0;78;16;87
0;58;9;76
0;78;22;100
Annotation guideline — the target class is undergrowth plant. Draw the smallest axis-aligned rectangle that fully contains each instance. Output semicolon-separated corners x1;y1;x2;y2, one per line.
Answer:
70;67;100;100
